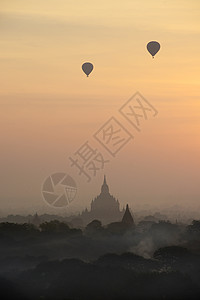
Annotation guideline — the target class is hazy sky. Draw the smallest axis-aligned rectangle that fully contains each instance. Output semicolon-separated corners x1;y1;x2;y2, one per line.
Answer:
0;0;200;216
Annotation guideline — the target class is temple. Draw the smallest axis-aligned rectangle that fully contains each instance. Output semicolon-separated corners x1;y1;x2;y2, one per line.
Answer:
122;204;134;225
31;213;41;227
80;175;125;225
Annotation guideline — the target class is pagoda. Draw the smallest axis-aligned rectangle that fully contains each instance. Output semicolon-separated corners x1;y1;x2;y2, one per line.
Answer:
81;175;125;225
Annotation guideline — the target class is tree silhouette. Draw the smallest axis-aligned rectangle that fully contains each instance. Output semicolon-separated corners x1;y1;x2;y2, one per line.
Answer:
39;220;70;233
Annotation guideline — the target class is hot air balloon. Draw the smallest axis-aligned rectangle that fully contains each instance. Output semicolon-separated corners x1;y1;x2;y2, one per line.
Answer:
82;62;94;77
147;41;160;58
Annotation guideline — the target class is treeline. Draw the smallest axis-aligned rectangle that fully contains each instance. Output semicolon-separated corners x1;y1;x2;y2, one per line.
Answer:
0;220;200;299
1;248;200;299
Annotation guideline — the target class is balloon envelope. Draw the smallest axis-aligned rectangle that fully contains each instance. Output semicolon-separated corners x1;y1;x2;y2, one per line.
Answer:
147;41;160;58
82;62;94;77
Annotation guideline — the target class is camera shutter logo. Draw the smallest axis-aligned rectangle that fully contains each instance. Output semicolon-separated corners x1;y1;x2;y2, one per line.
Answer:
42;173;77;207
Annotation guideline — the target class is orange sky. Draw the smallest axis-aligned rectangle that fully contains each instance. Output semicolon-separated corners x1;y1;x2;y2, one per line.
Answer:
0;0;200;215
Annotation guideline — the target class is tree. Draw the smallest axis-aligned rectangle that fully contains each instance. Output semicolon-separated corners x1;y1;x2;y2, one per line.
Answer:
153;246;189;262
187;220;200;235
85;220;103;235
39;220;70;233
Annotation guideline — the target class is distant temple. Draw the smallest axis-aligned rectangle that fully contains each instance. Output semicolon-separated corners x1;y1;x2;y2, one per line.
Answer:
122;204;134;226
31;213;41;227
80;176;126;225
106;204;135;233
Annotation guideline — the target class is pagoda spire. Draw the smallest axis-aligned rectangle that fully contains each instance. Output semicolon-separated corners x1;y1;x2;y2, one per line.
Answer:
101;174;109;194
122;204;134;225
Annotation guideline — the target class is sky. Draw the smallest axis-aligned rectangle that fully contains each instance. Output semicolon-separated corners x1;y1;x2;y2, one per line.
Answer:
0;0;200;216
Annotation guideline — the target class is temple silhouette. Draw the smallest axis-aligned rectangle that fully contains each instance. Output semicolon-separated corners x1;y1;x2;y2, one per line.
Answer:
122;204;134;225
80;175;133;225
